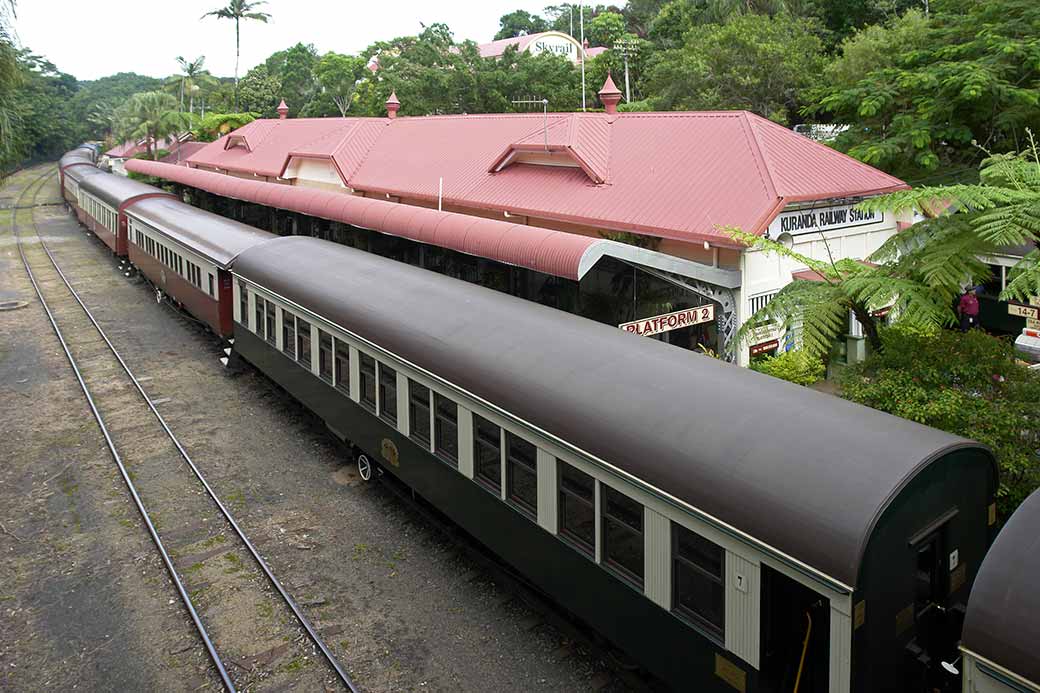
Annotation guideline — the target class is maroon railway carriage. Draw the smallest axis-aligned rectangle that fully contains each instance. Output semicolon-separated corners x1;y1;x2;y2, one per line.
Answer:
57;150;95;200
124;196;277;338
77;173;175;257
61;162;104;212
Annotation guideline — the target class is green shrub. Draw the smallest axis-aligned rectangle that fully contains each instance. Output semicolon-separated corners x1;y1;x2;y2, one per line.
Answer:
839;326;1040;519
749;349;825;386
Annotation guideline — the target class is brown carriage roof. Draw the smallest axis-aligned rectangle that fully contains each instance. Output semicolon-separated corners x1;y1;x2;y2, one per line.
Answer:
125;196;277;268
232;235;991;588
962;489;1040;686
59;151;94;169
63;164;105;183
79;172;174;209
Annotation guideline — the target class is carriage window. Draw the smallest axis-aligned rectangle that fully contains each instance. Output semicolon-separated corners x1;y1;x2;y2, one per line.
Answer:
238;282;248;326
255;296;265;338
559;462;595;557
673;524;724;639
473;414;501;494
378;363;397;425
264;300;276;346
208;274;215;297
334;339;350;395
296;317;312;370
359;353;376;412
602;486;644;588
409;381;431;447
434;394;458;466
318;331;333;383
282;311;296;358
506;433;537;518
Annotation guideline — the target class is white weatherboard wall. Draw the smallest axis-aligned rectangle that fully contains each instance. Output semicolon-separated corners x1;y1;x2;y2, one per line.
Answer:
737;200;900;366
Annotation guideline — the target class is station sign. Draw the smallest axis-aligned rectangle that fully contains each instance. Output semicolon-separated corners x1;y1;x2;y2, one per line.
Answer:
1008;302;1040;320
749;339;779;356
619;304;715;337
529;34;581;63
767;203;885;238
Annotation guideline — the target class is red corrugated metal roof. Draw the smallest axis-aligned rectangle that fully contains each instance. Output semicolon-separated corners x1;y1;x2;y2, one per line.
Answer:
183;110;908;246
159;141;208;165
125;159;608;280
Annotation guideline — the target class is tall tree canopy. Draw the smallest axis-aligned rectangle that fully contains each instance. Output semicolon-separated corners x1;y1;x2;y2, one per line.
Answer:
813;0;1040;180
494;10;548;39
643;13;826;123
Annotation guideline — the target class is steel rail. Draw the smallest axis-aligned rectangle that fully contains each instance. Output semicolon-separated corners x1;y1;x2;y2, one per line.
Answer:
14;168;360;692
11;171;237;691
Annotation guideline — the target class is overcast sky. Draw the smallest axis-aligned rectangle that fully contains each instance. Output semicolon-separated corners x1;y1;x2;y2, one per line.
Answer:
14;0;562;81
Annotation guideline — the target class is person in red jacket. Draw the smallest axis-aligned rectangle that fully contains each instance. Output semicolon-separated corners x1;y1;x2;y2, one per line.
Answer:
958;286;980;331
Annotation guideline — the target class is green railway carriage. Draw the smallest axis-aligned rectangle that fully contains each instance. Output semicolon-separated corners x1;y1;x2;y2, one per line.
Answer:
229;235;998;693
960;489;1040;693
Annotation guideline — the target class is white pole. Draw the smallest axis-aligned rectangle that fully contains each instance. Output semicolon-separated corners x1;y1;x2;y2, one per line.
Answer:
579;3;586;111
624;55;631;102
438;177;443;212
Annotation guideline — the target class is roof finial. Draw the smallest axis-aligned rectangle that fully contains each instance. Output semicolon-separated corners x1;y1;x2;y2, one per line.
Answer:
598;73;622;116
277;99;289;119
385;91;401;119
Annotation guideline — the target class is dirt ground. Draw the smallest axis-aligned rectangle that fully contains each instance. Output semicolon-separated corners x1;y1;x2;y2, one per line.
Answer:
0;166;630;692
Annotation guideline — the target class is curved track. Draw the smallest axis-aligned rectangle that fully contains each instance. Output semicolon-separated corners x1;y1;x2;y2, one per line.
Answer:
9;168;360;693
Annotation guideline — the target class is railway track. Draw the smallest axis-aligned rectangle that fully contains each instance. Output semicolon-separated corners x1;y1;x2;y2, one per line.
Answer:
8;167;360;692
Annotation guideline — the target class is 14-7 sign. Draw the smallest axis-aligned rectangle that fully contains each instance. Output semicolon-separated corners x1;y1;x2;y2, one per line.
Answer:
619;304;715;337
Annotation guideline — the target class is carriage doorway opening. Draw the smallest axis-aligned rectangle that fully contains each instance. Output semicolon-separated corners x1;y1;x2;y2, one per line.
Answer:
760;565;830;693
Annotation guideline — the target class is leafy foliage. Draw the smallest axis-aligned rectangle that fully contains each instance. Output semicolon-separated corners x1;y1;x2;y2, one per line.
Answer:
112;91;191;159
749;349;826;386
643;13;826;123
863;142;1040;303
839;326;1040;518
494;10;548;40
192;111;256;141
812;0;1040;179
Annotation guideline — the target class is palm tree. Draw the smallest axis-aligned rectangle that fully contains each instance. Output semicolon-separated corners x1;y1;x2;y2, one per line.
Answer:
201;0;271;110
118;91;192;160
174;55;215;124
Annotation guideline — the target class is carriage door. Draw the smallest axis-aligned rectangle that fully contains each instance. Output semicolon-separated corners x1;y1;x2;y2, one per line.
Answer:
905;519;960;688
759;565;830;693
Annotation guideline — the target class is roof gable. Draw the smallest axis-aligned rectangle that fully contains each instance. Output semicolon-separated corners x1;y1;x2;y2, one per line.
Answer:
488;114;610;184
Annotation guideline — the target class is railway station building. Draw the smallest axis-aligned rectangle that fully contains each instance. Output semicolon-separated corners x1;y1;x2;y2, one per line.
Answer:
128;78;909;366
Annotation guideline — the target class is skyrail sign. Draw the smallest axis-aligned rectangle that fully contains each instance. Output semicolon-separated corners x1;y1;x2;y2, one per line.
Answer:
620;304;715;337
529;34;581;63
768;203;885;237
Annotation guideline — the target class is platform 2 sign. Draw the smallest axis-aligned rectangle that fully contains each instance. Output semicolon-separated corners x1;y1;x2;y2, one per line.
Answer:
619;304;715;337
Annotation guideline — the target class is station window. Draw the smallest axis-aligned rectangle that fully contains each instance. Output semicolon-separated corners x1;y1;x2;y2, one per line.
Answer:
378;363;397;425
359;353;376;412
238;281;248;327
264;301;276;346
334;339;350;396
602;486;644;589
296;317;312;370
433;393;458;466
318;331;333;384
255;296;265;339
506;432;538;519
409;381;431;447
672;524;724;639
282;311;296;358
473;414;501;494
558;462;595;557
